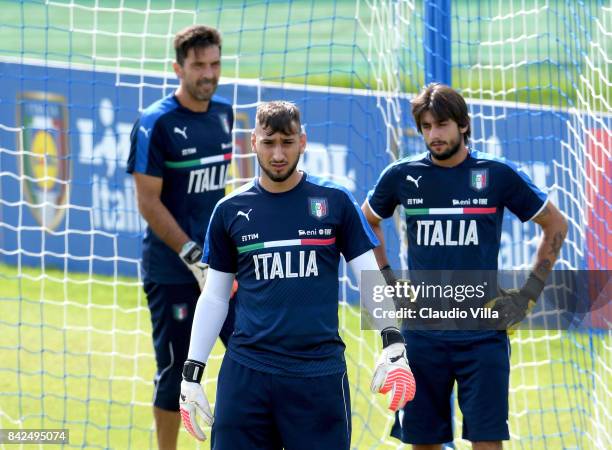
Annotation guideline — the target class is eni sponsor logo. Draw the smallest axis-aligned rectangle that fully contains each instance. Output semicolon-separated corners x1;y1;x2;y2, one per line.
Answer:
17;92;70;231
298;228;332;236
452;198;488;206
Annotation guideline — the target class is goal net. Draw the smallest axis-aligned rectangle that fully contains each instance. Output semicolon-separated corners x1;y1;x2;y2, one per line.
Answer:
0;1;609;448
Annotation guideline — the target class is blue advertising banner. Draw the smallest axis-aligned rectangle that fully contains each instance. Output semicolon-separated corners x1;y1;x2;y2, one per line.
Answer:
0;60;608;291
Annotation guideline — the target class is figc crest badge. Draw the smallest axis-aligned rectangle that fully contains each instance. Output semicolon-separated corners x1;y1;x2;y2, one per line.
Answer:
470;169;488;192
17;92;70;231
309;197;328;220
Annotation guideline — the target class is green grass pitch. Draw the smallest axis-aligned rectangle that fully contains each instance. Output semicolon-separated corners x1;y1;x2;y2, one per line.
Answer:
0;263;608;449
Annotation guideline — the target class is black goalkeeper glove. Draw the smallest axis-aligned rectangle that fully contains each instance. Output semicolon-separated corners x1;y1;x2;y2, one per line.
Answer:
380;264;398;287
485;272;545;333
380;265;414;310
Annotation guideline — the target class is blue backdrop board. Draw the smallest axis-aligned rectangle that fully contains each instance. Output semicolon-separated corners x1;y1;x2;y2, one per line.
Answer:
1;61;608;284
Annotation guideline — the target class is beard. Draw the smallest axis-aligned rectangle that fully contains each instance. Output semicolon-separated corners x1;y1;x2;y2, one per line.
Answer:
185;78;218;102
426;134;463;161
257;153;300;183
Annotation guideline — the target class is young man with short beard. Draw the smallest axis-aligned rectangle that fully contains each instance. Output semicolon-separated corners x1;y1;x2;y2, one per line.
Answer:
362;83;567;450
179;101;416;449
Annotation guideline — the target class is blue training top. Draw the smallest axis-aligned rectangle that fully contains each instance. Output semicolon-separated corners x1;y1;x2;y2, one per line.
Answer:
204;173;378;377
127;94;233;284
367;150;547;339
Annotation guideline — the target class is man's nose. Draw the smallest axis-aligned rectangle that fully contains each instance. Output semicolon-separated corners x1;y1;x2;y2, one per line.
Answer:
429;125;443;139
271;143;285;160
201;65;214;79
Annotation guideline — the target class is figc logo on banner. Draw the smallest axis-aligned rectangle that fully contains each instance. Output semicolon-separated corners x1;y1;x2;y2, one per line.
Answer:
17;92;70;231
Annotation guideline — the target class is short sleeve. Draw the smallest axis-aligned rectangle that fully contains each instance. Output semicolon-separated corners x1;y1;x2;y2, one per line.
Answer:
502;164;548;222
336;190;379;262
228;107;235;133
202;203;238;273
366;164;400;219
126;118;165;177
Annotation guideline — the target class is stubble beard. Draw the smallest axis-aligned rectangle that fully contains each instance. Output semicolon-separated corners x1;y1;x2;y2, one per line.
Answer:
186;78;217;102
257;154;300;183
427;134;463;161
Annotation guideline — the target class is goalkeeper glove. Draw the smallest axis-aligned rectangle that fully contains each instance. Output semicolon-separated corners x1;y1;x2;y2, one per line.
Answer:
179;359;213;441
380;265;415;310
485;272;545;333
380;264;398;287
180;241;208;291
370;327;416;412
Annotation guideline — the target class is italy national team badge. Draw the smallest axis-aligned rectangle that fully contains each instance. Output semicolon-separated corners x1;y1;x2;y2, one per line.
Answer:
219;113;231;135
309;198;328;220
17;92;70;231
173;303;188;322
470;169;488;192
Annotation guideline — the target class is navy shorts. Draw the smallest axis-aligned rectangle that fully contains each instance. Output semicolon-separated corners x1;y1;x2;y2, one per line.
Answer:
391;331;510;444
212;356;351;450
144;281;236;411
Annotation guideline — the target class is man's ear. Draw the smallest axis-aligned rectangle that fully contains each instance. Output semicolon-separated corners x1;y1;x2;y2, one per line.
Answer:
173;61;183;80
251;130;257;153
299;132;307;155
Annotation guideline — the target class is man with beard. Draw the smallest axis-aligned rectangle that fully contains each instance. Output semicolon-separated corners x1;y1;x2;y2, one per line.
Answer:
127;25;235;450
178;101;416;449
361;83;567;449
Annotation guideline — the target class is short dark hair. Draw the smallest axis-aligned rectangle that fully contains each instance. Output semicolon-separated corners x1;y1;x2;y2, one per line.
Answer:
412;83;471;144
174;25;222;66
256;101;301;136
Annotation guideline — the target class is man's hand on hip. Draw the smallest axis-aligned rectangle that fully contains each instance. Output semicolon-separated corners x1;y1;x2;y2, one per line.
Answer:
485;272;544;333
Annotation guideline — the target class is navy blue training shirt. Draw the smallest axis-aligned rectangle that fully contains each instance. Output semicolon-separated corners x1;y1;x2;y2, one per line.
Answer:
368;150;547;271
367;150;548;338
127;94;233;284
203;173;378;377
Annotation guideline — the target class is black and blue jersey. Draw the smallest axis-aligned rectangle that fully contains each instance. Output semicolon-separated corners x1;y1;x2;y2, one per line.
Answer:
127;94;233;284
203;173;378;377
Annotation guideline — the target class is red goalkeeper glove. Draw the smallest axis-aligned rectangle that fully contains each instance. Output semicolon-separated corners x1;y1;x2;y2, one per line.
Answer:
370;327;416;411
179;360;213;441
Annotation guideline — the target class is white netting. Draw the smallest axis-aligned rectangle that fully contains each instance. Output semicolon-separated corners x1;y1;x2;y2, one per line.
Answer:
0;1;609;449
